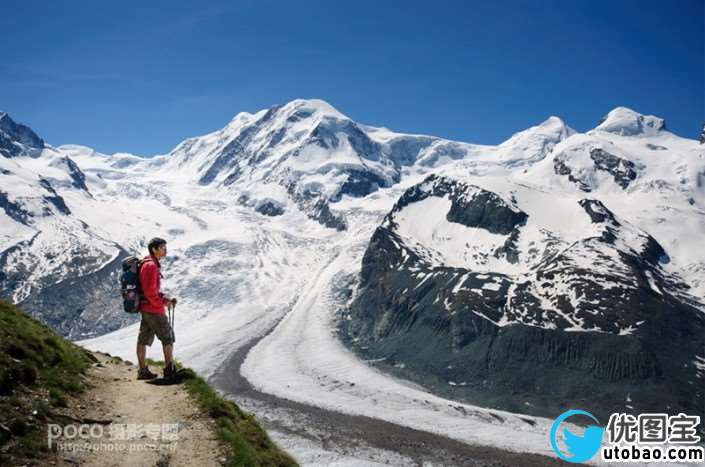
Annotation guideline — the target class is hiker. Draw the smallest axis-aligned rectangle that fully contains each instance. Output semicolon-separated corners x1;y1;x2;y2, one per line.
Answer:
136;237;178;380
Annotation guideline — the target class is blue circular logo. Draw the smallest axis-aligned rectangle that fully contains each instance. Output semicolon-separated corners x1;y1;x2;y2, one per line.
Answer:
550;409;604;463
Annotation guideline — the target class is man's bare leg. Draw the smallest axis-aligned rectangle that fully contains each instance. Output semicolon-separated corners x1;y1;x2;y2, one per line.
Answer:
163;344;173;367
137;344;147;369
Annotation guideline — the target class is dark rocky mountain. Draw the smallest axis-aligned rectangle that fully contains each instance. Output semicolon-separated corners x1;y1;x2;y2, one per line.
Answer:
0;112;44;158
15;248;137;340
340;172;705;421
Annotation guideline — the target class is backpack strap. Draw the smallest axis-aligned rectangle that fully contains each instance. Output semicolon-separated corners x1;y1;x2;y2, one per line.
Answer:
140;257;164;278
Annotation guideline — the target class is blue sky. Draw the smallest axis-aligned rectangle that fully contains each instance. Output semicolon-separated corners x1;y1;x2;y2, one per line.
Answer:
1;0;702;155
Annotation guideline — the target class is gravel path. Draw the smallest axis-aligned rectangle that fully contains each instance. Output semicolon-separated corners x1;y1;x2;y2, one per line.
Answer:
53;352;227;467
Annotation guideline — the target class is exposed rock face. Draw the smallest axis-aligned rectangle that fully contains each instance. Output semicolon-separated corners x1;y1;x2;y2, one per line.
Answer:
38;179;71;215
0;232;133;339
553;157;592;192
0;179;73;226
589;148;638;189
0;112;45;158
17;249;138;340
59;156;91;193
341;175;705;421
389;174;527;235
0;191;34;224
334;169;392;201
553;147;641;192
255;201;284;217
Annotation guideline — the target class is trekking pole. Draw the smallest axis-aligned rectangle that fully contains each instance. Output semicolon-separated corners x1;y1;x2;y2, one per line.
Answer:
168;301;176;343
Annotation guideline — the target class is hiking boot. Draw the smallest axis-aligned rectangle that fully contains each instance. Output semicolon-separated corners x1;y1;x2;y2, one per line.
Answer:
163;363;177;380
137;367;157;380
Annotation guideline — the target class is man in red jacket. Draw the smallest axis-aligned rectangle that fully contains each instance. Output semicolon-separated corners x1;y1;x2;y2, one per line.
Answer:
136;237;178;380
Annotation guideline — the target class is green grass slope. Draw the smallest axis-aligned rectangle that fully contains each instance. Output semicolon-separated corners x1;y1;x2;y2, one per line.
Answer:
0;300;297;466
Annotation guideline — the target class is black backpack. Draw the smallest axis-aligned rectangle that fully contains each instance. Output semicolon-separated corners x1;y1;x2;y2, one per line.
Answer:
120;256;145;313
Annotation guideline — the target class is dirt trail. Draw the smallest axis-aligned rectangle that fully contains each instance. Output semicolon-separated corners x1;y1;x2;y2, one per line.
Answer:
51;352;226;467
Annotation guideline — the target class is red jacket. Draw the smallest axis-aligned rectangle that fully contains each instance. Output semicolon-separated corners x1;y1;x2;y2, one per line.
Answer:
139;255;168;315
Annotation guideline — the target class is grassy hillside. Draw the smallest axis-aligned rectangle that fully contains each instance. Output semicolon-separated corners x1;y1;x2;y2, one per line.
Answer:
184;365;297;466
0;298;94;464
0;300;296;466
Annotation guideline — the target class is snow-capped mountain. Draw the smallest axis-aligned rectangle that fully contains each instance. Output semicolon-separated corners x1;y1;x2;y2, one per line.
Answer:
1;100;703;458
341;106;704;421
0;116;133;338
143;99;497;230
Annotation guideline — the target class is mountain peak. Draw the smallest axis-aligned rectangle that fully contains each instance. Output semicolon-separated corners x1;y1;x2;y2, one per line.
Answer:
222;98;348;134
594;106;665;136
0;111;45;158
280;98;348;120
500;115;575;150
535;115;575;136
541;115;567;127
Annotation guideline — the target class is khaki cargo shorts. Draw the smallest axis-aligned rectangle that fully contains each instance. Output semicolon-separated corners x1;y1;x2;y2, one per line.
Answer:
137;312;174;346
